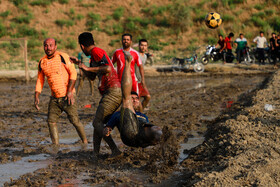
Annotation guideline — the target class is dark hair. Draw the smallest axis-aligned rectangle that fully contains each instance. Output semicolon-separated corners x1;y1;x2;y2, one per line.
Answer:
218;34;223;37
272;32;276;35
78;32;95;47
139;39;148;45
122;33;132;40
260;31;264;34
239;33;243;36
131;91;139;97
229;32;234;37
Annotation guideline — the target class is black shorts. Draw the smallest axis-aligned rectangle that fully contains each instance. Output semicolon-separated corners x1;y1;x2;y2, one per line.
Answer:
119;108;148;147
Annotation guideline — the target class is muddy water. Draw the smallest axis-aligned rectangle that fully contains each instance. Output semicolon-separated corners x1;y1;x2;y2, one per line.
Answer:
0;74;269;186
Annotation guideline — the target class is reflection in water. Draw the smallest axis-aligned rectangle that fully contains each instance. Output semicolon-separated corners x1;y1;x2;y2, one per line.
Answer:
0;154;51;185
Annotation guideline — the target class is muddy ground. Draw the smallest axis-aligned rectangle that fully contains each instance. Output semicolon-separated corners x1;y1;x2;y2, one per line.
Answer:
0;64;279;186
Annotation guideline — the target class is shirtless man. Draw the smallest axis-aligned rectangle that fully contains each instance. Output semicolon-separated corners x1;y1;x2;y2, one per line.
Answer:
104;52;162;148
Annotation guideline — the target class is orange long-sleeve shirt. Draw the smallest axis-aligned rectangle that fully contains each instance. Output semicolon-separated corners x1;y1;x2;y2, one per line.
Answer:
35;51;77;98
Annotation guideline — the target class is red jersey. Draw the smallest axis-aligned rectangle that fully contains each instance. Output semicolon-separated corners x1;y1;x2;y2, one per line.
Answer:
90;47;120;95
225;37;232;50
112;48;142;93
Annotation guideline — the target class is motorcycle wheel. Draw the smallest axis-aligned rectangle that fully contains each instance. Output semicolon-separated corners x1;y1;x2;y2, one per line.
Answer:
193;62;205;73
244;55;255;65
171;59;180;72
200;56;209;65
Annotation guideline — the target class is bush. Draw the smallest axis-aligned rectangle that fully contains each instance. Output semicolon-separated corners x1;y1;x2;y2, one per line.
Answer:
250;16;267;28
11;0;27;6
265;9;275;16
109;39;120;47
16;25;39;37
12;13;33;24
79;3;95;7
0;11;10;18
0;21;7;37
86;13;101;31
30;0;54;6
222;14;235;22
76;14;84;20
211;2;219;8
55;19;74;28
58;0;69;4
269;16;280;32
113;24;124;34
65;38;77;49
112;7;124;20
28;39;41;48
207;37;217;45
254;4;263;10
252;12;265;18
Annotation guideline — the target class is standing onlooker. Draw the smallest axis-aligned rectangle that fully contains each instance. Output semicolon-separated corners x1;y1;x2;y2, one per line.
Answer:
76;51;94;96
112;33;144;95
274;34;280;68
253;31;267;65
136;39;151;111
34;38;88;145
224;32;234;63
215;35;226;64
234;33;248;64
270;33;277;68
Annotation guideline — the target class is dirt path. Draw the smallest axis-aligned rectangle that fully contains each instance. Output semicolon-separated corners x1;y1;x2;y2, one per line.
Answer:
0;64;278;186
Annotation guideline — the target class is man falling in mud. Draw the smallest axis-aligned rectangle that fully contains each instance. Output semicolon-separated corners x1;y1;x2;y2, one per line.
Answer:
34;38;88;145
70;32;122;158
103;51;162;148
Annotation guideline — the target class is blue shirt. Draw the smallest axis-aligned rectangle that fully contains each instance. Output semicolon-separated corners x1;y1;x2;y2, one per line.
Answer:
106;111;149;129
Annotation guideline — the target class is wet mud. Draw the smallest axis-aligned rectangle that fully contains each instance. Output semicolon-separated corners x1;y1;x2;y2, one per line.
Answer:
0;69;275;186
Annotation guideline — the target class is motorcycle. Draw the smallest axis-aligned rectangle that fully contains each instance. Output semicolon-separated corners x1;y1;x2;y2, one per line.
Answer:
201;45;234;65
251;47;272;64
145;52;154;66
238;47;255;65
171;53;205;73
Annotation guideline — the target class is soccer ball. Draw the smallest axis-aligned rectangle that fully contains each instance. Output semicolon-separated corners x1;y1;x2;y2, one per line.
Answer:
205;12;222;29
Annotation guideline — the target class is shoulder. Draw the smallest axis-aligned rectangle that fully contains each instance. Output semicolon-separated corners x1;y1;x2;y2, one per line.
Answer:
113;48;123;55
130;48;140;56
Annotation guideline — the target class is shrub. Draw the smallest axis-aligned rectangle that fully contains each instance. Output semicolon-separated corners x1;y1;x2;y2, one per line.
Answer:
265;9;275;16
30;0;54;6
11;0;27;6
252;12;265;18
76;14;84;20
207;37;217;45
109;39;120;47
269;16;280;32
12;13;33;24
0;11;10;18
151;5;170;16
80;3;95;7
112;7;124;20
55;19;74;28
211;2;219;8
58;0;69;4
254;4;263;10
0;21;7;37
28;39;41;48
86;13;101;30
250;16;267;28
113;24;124;34
17;25;39;37
65;38;77;49
222;14;235;22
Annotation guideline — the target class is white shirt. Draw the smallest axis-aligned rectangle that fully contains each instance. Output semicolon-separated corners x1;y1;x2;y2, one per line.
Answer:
253;36;267;48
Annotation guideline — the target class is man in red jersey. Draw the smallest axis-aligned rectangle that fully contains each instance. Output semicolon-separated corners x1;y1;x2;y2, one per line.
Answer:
224;32;234;63
112;33;145;95
70;32;122;158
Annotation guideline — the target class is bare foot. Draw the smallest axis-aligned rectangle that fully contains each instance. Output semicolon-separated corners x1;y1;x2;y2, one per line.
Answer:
103;127;112;136
108;149;123;159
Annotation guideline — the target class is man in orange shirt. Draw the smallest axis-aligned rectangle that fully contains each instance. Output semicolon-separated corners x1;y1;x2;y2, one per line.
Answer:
34;38;88;145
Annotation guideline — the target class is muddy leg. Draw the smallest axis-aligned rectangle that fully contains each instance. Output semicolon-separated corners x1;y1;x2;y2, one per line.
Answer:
48;122;59;145
73;122;88;144
76;74;85;96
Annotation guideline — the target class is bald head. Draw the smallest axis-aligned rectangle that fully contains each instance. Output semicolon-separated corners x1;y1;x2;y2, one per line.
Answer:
44;38;57;57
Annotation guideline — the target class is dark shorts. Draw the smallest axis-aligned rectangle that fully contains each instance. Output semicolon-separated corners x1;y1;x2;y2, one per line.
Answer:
119;108;148;147
47;96;79;125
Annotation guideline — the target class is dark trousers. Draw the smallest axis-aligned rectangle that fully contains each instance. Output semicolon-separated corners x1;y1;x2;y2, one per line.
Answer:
271;49;277;65
256;48;265;63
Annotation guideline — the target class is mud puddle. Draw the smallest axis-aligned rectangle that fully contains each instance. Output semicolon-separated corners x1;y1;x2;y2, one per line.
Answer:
0;154;51;185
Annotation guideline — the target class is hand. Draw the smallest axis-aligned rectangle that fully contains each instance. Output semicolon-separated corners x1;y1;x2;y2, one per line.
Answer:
66;91;75;105
70;56;79;64
141;81;147;89
34;97;40;111
78;63;87;70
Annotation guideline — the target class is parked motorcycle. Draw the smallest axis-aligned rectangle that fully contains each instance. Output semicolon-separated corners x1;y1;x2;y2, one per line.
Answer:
171;53;205;73
201;45;234;65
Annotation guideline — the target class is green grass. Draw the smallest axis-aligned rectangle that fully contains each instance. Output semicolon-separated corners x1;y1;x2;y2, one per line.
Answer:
0;21;7;37
112;7;124;20
86;13;101;31
30;0;54;6
55;19;74;28
12;13;33;24
0;11;10;18
64;38;77;49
